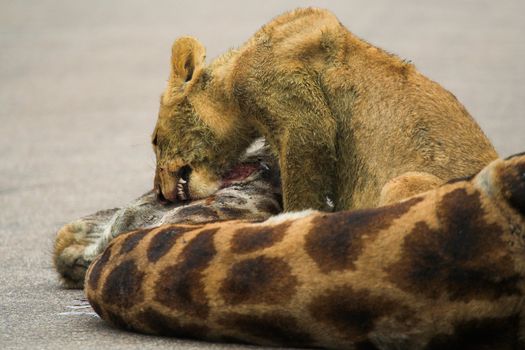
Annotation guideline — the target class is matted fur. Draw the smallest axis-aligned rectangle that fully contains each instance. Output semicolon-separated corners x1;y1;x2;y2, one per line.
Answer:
153;7;497;211
85;154;525;349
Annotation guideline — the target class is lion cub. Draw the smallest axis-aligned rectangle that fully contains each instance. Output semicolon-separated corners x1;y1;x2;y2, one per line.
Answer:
152;7;497;211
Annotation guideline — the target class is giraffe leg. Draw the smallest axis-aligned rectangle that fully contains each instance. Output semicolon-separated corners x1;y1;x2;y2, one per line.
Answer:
379;171;444;206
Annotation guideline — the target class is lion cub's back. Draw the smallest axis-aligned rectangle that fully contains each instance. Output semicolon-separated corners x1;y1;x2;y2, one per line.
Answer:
238;8;498;210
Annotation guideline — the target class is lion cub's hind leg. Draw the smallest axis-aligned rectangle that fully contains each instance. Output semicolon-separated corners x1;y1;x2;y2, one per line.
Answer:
379;171;444;205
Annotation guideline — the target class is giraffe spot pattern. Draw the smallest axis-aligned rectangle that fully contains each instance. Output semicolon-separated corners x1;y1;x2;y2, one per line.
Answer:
230;222;290;254
218;312;314;347
504;152;525;161
88;299;103;318
254;198;281;215
105;309;130;330
305;196;423;273
102;260;144;308
87;245;112;290
308;285;408;342
147;226;194;263
175;205;220;222
499;161;525;215
137;307;209;338
119;229;150;255
355;340;380;350
215;193;248;206
387;188;520;301
154;228;218;319
218;206;253;218
217;336;252;346
424;314;522;350
445;173;475;185
219;255;297;305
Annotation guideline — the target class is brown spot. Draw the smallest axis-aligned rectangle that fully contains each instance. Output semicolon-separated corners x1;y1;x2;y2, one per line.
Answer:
220;256;297;305
119;229;149;255
355;340;380;350
219;206;253;219
219;312;314;347
504;152;525;161
388;189;520;301
425;315;521;350
154;229;218;318
217;194;249;206
88;299;103;317
105;309;130;330
308;286;406;342
147;226;193;262
499;161;525;215
175;205;220;222
217;335;252;346
138;308;209;338
306;197;422;273
204;195;216;205
102;260;144;308
445;173;475;185
230;222;289;254
255;198;281;215
87;246;112;290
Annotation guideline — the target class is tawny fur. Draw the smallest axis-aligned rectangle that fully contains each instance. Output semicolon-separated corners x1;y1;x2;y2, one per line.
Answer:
153;7;497;211
378;171;444;205
85;153;525;349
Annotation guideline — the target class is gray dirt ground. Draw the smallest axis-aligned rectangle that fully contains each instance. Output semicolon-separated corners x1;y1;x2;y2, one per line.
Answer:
1;0;524;349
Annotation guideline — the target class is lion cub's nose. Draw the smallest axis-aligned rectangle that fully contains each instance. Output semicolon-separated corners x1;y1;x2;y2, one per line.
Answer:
154;184;168;204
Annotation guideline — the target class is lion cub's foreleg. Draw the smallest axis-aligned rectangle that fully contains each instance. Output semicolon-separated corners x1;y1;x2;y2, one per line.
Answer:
262;74;338;212
278;117;338;212
379;171;444;205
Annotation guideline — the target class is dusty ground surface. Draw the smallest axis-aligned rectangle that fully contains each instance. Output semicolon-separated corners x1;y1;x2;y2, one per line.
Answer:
1;0;524;349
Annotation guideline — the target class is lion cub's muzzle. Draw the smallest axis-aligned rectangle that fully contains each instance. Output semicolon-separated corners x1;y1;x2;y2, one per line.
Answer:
155;165;192;203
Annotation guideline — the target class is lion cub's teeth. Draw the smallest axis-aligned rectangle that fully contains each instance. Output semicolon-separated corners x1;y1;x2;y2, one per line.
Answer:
179;179;187;184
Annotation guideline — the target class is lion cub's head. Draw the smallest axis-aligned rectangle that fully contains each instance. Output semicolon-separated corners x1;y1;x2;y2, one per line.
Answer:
153;37;256;203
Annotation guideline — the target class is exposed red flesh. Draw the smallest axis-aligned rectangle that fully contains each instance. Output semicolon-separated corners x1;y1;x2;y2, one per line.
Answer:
220;163;259;188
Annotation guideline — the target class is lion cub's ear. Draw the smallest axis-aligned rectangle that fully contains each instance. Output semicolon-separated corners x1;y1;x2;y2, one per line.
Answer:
164;37;206;104
170;36;206;84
